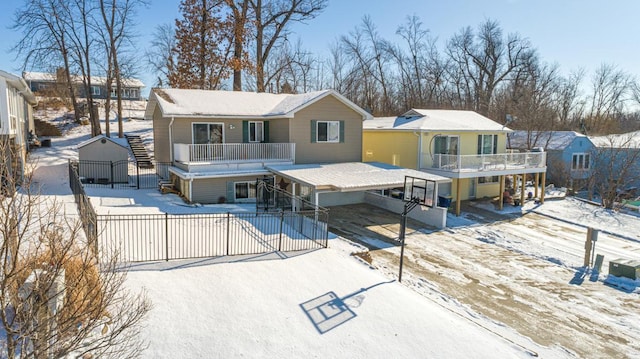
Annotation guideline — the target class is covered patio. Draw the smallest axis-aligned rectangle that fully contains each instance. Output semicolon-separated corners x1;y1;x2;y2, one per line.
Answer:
266;162;452;228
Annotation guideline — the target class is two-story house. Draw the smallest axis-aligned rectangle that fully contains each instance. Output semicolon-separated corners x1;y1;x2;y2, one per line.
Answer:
0;70;37;192
508;131;594;190
146;89;453;228
363;109;548;215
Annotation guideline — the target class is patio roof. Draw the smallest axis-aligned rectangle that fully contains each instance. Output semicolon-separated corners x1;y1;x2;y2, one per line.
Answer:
266;162;451;192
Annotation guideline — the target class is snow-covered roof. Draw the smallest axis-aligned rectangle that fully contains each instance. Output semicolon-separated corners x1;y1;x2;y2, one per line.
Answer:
145;88;372;120
508;131;588;151
23;71;145;88
589;130;640;149
363;109;509;132
77;135;129;149
267;162;451;191
0;70;37;105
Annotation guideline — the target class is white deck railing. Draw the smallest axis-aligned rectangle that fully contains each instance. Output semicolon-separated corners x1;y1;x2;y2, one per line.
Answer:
422;152;546;172
174;143;295;163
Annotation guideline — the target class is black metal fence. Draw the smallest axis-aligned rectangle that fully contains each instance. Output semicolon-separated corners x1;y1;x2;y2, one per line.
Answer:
68;160;98;253
72;160;172;189
68;161;329;262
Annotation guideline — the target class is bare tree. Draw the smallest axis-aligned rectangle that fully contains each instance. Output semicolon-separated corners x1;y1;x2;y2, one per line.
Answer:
585;63;632;135
99;0;145;138
12;0;81;123
588;133;640;209
249;0;327;92
446;19;535;116
145;24;177;88
0;144;151;358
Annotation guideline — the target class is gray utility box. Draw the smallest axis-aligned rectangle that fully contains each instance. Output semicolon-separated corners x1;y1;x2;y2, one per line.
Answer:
608;259;640;280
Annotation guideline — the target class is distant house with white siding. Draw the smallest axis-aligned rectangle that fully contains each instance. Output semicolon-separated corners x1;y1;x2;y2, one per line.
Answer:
0;70;37;192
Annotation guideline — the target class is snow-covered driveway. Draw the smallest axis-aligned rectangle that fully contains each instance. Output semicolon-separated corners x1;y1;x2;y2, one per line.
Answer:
329;200;640;358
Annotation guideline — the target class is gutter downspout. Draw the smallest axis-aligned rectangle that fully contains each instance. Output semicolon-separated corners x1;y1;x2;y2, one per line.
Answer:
169;117;175;162
417;131;423;170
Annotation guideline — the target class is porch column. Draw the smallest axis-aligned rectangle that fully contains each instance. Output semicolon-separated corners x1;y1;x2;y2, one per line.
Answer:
520;174;526;206
455;178;461;217
314;189;319;209
534;172;540;199
499;175;504;211
540;172;546;203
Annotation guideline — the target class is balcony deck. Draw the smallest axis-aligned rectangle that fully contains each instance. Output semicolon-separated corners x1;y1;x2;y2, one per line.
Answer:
420;152;546;178
173;143;295;173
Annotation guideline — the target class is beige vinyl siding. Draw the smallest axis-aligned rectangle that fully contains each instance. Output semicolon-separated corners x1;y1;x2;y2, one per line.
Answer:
78;140;128;162
191;175;261;204
170;118;289;144
267;119;289;143
152;106;171;162
289;95;363;164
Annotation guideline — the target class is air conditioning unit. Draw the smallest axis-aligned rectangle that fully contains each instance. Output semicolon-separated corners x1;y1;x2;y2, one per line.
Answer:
609;259;640;280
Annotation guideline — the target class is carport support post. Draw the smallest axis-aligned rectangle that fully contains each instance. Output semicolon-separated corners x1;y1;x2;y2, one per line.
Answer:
534;172;540;199
540;172;546;203
498;175;504;211
110;161;114;189
455;179;461;216
520;174;526;206
399;199;419;283
136;162;140;189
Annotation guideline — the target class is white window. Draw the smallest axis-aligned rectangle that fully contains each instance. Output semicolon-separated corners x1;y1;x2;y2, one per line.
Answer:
110;88;117;98
434;135;459;155
572;153;590;170
249;121;264;142
234;181;257;201
316;121;340;143
91;86;100;95
478;134;498;155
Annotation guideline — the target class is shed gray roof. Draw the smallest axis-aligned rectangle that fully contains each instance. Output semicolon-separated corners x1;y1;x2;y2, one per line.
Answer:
77;135;129;150
266;162;451;192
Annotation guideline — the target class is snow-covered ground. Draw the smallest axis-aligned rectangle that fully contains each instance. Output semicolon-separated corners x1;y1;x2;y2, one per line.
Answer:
28;110;640;358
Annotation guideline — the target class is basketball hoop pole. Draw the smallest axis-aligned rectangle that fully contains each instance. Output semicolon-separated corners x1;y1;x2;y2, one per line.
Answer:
399;198;420;282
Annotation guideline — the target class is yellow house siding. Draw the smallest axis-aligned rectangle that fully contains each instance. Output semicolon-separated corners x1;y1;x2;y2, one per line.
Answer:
289;95;363;164
362;130;418;168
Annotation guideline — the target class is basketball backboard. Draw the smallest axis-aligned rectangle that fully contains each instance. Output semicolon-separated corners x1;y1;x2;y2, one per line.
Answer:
403;175;435;207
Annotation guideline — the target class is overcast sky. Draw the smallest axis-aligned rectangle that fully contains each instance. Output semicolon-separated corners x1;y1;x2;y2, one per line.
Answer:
1;0;639;97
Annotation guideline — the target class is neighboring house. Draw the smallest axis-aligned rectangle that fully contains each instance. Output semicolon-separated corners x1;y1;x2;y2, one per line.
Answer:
363;109;548;215
508;131;594;189
23;70;145;101
0;70;37;191
589;131;640;196
146;89;453;228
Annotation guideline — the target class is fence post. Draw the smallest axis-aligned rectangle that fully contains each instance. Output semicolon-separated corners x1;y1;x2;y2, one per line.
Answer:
165;213;169;261
110;161;114;189
278;210;284;251
226;212;231;256
136;162;140;189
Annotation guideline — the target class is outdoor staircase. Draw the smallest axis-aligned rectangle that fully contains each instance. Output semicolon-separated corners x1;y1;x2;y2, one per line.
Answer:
125;134;154;168
34;118;63;136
